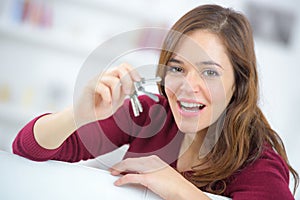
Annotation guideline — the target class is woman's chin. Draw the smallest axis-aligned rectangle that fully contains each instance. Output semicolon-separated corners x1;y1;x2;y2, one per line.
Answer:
178;126;199;134
177;122;209;134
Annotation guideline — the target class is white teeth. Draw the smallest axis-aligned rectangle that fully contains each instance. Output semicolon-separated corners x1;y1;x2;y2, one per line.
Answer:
179;101;204;108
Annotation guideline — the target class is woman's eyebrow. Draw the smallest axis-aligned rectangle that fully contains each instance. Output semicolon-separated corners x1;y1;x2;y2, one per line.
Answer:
168;58;183;64
169;58;224;70
196;60;224;70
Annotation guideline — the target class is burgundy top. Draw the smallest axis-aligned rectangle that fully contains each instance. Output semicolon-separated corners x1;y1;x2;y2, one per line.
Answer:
12;95;294;199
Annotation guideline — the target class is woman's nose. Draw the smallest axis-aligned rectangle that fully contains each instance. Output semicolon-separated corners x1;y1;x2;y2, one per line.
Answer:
181;70;204;93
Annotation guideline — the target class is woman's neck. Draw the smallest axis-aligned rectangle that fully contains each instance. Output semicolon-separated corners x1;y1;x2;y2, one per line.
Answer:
177;129;207;172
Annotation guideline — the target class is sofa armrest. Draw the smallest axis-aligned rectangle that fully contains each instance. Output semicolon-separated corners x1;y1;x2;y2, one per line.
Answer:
0;150;231;200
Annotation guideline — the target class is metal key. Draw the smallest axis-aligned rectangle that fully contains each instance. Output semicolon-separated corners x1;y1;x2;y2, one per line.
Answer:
135;77;162;102
130;90;143;117
130;76;162;117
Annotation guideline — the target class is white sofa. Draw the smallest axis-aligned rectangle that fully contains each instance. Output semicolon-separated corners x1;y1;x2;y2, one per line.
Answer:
0;124;231;200
0;149;231;200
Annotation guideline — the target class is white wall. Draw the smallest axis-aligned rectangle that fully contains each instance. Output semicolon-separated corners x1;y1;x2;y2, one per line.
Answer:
0;0;299;198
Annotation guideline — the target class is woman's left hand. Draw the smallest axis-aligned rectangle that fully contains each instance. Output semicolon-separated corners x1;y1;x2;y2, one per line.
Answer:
110;155;209;200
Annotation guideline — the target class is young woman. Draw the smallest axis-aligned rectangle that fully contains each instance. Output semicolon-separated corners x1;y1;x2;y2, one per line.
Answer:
13;4;298;200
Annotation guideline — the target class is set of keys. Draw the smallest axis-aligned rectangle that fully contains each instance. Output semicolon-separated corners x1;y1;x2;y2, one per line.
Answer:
130;77;162;117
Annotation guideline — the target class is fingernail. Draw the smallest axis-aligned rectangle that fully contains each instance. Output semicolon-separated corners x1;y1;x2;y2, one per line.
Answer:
114;180;120;186
110;170;118;175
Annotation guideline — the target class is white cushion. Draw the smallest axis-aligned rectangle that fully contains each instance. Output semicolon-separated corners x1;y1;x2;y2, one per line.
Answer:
0;150;231;200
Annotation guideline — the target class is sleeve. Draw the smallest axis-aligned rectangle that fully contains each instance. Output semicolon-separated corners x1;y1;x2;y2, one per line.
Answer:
12;114;94;162
12;99;138;162
225;148;294;200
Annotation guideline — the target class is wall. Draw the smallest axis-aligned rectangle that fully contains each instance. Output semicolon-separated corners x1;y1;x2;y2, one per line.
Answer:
0;0;299;198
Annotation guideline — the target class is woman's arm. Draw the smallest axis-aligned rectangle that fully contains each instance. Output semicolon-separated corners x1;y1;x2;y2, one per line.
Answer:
13;63;141;160
33;107;76;150
33;63;140;150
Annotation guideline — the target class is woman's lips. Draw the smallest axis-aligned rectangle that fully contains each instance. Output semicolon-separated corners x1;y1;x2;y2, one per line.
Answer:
177;100;206;117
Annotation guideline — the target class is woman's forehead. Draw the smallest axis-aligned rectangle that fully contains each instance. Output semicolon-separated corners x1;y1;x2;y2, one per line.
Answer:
169;31;230;68
171;40;211;64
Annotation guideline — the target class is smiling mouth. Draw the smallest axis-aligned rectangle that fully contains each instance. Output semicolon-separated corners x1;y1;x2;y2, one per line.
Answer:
178;101;206;112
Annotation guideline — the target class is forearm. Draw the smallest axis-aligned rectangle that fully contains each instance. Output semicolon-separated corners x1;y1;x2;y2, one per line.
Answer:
33;106;77;150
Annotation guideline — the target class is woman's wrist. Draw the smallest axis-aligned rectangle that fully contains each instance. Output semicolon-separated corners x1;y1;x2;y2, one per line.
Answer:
175;181;211;200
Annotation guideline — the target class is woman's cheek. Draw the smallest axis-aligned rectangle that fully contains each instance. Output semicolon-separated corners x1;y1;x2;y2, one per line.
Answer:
206;81;228;117
164;75;183;96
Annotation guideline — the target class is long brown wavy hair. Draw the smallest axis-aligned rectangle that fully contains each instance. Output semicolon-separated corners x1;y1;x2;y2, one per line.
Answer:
156;4;299;195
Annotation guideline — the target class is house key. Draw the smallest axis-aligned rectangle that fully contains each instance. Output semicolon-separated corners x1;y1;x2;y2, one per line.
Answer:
130;77;162;117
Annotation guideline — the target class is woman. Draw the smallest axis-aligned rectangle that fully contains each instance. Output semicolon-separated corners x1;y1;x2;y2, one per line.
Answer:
13;4;298;199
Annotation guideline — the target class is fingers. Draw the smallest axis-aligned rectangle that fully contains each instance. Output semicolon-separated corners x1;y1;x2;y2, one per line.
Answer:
110;157;141;176
93;63;141;104
119;63;141;82
114;173;146;187
77;63;141;123
106;63;141;95
110;156;168;175
95;76;122;103
94;81;111;104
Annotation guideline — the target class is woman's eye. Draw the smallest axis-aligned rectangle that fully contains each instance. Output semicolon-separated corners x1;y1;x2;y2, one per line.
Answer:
167;66;184;73
202;69;219;77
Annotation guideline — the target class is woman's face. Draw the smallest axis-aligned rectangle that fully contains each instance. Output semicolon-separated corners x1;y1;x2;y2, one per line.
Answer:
165;30;235;134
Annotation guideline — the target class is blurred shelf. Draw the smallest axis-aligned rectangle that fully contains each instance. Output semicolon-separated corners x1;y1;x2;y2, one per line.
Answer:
0;21;97;57
0;0;170;59
0;22;155;61
58;0;175;23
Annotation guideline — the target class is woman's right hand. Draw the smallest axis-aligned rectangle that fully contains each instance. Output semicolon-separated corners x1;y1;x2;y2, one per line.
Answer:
74;63;141;127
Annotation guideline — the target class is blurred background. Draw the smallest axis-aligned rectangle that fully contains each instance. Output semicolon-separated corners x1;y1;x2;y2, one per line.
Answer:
0;0;299;198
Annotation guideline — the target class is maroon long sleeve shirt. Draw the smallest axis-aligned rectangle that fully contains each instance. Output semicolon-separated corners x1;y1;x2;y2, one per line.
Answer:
12;95;294;199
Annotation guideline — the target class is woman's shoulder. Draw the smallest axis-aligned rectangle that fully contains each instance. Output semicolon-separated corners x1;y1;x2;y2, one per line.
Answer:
225;145;293;199
136;94;172;116
139;94;169;107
